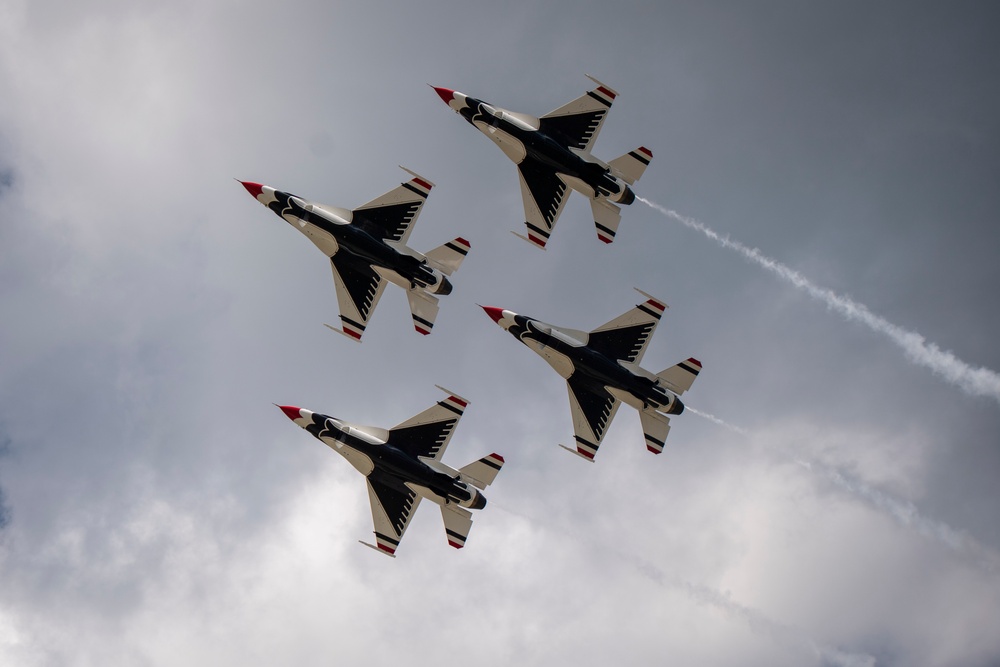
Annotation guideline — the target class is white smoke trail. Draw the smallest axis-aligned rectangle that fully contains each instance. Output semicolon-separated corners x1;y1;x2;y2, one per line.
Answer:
685;407;1000;570
797;459;1000;573
685;405;749;436
493;503;874;667
638;197;1000;405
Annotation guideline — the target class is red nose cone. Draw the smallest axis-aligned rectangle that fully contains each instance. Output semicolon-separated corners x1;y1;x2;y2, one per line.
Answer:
240;181;264;199
432;86;456;105
481;306;505;324
277;405;301;421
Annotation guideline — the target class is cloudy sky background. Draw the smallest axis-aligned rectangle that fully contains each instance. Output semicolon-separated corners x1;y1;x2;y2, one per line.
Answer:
1;2;999;665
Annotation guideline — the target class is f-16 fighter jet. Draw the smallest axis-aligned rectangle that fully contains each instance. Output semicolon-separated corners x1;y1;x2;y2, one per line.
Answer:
481;290;701;462
239;169;470;340
277;387;504;557
433;76;652;249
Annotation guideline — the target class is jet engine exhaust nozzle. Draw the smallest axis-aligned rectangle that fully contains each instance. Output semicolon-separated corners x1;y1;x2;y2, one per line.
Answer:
433;276;453;296
469;489;487;510
617;185;636;206
667;397;685;416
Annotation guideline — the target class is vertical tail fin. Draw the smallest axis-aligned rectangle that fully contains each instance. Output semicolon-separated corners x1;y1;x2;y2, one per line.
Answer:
609;146;653;185
424;237;471;276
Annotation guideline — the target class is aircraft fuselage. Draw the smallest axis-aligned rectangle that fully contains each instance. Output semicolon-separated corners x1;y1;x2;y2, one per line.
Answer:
511;315;683;415
458;97;633;204
301;410;484;509
264;188;451;294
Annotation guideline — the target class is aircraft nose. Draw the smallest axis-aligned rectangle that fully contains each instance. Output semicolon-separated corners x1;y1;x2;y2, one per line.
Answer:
480;306;506;324
432;86;456;105
239;180;264;199
277;405;302;421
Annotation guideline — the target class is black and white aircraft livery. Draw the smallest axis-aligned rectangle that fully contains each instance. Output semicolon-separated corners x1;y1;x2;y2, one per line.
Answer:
481;290;701;462
239;168;470;341
278;388;504;557
433;76;652;249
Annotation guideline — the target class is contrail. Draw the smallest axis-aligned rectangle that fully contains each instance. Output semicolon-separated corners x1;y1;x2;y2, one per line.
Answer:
797;459;1000;573
638;197;1000;405
685;408;1000;570
685;405;749;436
493;503;874;667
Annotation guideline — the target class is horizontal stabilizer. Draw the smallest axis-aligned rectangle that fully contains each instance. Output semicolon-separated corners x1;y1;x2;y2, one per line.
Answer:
639;409;671;455
406;290;440;336
609;146;653;185
458;453;505;489
591;199;622;244
656;358;702;395
424;237;471;276
441;505;473;549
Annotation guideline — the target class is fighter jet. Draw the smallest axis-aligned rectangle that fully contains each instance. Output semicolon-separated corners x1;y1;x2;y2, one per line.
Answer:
239;168;470;340
432;76;652;249
481;290;701;462
277;387;504;557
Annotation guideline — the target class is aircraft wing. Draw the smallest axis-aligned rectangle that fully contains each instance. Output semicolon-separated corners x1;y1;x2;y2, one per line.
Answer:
352;169;434;245
538;77;617;152
328;254;388;341
386;390;469;462
516;160;570;249
564;378;622;461
366;472;422;557
587;291;667;364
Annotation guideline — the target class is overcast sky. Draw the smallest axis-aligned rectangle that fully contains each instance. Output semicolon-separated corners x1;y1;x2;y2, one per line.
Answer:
1;2;999;665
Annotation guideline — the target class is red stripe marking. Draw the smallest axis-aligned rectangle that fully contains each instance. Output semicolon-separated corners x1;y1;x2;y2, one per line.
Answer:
638;146;652;158
412;177;433;191
449;396;468;408
686;357;702;368
580;448;595;459
598;234;613;244
596;86;616;99
647;445;662;454
415;326;431;335
454;237;470;248
448;540;464;549
528;234;546;247
377;543;395;554
646;299;665;312
489;453;504;463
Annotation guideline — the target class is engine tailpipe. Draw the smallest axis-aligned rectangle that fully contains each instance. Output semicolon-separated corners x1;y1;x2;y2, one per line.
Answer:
433;276;453;295
469;489;487;510
617;185;636;206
